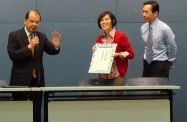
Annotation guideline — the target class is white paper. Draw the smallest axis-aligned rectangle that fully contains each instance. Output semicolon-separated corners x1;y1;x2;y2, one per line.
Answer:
88;43;117;74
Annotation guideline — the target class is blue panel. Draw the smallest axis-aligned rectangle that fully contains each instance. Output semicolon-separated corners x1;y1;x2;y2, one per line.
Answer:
158;0;187;22
37;0;117;23
117;0;143;22
0;1;36;23
117;0;187;23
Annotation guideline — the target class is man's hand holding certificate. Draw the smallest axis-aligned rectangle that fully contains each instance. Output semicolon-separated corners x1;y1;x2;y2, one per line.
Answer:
88;43;117;74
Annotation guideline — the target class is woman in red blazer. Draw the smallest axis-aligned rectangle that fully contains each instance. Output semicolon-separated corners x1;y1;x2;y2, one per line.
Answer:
92;11;134;86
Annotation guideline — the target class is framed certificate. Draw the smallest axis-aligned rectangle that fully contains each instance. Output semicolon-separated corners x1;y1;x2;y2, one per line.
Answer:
88;43;117;74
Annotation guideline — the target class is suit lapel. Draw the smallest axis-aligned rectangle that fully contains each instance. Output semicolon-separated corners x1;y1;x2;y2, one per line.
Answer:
20;28;29;47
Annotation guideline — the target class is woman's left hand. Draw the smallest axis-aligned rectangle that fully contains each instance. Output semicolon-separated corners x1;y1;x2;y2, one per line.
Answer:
113;51;129;59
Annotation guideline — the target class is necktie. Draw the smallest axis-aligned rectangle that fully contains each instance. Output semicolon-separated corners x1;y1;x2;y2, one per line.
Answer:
28;34;37;78
29;34;35;55
146;26;153;64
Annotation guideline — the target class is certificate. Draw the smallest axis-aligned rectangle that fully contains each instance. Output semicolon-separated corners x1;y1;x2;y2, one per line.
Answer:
88;43;117;74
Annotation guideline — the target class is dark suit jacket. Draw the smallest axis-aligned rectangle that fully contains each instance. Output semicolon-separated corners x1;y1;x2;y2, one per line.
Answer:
7;28;60;87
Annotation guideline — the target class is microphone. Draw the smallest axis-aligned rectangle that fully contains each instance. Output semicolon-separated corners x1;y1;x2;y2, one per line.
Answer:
30;32;36;38
33;32;37;37
31;32;39;47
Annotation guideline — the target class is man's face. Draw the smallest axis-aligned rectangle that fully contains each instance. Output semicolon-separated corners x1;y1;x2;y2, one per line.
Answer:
24;11;40;33
142;4;158;23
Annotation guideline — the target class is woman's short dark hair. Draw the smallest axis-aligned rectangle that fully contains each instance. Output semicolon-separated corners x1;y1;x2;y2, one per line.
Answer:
97;11;117;29
143;0;159;14
25;9;41;21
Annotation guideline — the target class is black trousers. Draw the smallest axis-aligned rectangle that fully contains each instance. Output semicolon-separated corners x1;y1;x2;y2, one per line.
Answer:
12;78;42;122
142;60;171;78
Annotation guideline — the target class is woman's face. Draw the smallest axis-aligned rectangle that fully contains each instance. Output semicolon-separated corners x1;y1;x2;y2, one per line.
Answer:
100;14;113;32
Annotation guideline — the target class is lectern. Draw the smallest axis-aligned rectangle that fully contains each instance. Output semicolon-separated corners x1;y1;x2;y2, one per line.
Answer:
42;78;180;122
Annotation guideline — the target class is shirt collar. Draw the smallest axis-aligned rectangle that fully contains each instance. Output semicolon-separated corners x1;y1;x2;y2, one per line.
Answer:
102;28;116;39
150;18;159;29
24;27;30;37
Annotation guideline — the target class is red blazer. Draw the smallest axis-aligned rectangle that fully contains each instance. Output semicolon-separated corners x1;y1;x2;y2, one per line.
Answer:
96;31;134;76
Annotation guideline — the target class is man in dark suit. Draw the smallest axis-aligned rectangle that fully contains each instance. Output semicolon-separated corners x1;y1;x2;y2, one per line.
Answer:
7;9;61;122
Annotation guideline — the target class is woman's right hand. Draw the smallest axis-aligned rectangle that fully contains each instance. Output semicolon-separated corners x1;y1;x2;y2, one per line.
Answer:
92;44;97;53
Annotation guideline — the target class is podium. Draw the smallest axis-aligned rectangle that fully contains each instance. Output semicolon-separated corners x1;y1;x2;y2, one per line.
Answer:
42;78;180;122
0;78;180;122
